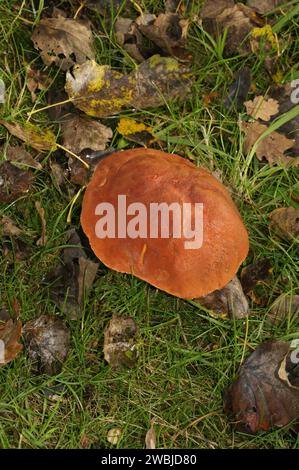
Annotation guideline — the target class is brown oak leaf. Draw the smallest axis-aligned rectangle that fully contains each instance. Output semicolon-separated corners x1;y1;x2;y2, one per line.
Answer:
244;96;279;121
242;121;297;165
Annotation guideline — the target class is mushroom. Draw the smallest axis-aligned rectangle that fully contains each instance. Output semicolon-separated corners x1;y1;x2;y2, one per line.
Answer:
81;148;249;299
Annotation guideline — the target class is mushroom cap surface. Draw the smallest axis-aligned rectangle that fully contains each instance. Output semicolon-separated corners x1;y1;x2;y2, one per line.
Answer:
81;148;249;298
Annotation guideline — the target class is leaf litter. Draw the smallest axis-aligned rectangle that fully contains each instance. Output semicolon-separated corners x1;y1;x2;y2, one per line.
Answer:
31;13;95;71
43;229;99;319
0;0;298;442
224;341;299;433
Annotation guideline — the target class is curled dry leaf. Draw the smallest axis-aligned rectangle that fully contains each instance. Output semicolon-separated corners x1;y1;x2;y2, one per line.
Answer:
242;121;297;166
104;314;138;368
43;230;98;319
269;293;299;324
50;160;76;200
0;119;57;152
107;428;122;445
269;206;299;242
65;55;193;117
32;16;95;71
6;144;42;170
35;201;47;247
194;276;249;319
26;66;50;102
224;341;299;433
0;215;23;237
137;13;189;59
24;314;70;375
145;420;156;449
200;0;264;56
240;258;272;305
115;17;148;63
117;118;156;146
68;156;90;186
116;12;189;63
244;96;279;121
0;309;23;366
0;161;34;203
61;114;112;154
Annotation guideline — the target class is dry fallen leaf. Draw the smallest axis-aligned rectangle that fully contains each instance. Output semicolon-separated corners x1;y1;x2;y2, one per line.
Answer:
269;293;299;324
26;66;50;102
115;17;147;63
6;144;42;170
50;160;75;199
65;55;193;117
194;276;249;319
224;341;299;433
240;258;273;305
104;314;138;368
0;215;23;237
61;114;112;154
0;119;57;152
244;96;279;121
116;12;189;63
32;16;95;70
145;420;156;449
0;161;34;203
269;206;299;242
24;314;70;375
0;310;23;366
43;230;98;319
137;13;189;59
107;428;122;445
242;121;297;165
200;0;264;56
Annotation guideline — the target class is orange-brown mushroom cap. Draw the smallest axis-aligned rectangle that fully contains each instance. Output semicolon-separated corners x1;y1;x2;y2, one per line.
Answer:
81;148;249;299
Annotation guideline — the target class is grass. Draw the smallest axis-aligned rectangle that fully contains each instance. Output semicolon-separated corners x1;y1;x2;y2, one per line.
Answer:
0;0;298;449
